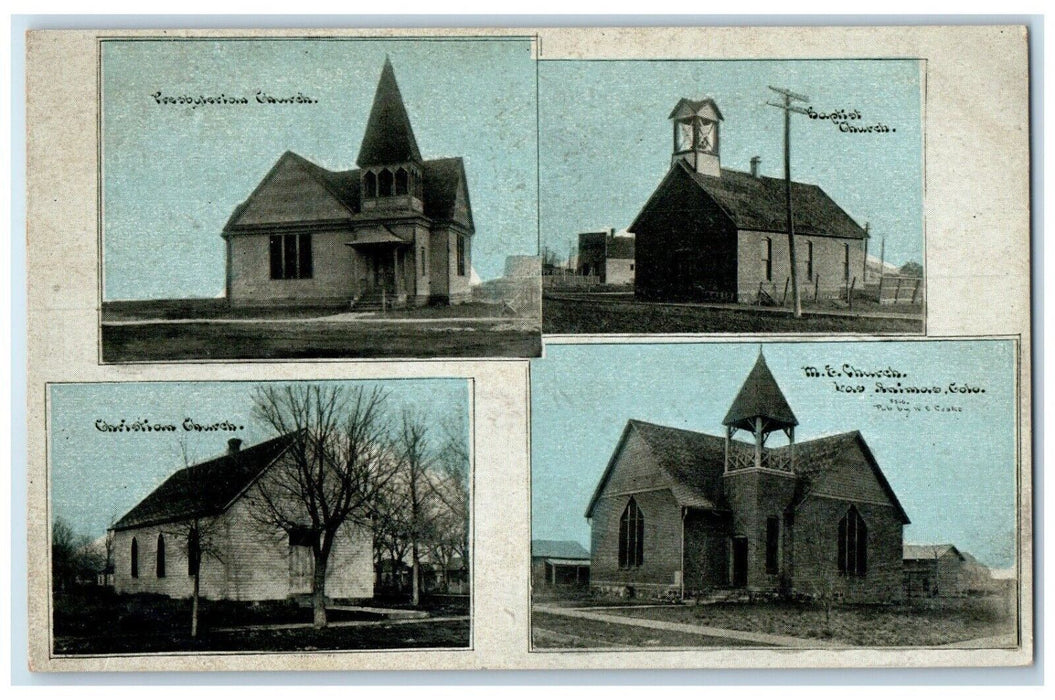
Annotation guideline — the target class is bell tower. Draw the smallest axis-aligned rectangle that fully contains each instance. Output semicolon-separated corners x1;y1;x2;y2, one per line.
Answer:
722;349;798;472
669;96;723;177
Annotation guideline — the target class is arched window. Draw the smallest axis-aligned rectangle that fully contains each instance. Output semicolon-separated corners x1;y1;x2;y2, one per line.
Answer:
378;169;394;196
156;534;166;578
363;170;377;198
130;537;139;578
837;506;867;576
618;498;644;568
395;167;409;195
187;529;200;577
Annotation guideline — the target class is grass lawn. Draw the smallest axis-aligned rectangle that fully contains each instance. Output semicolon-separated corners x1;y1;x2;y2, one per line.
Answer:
531;611;765;649
101;320;541;361
543;295;923;334
52;589;470;655
102;299;525;322
607;597;1016;647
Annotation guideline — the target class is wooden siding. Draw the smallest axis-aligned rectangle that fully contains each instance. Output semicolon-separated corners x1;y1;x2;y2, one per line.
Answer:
682;510;732;594
228;230;357;306
722;468;799;591
591;488;683;591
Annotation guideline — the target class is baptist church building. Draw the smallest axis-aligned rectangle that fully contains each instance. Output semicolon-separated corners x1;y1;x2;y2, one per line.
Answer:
586;352;909;602
222;59;475;309
629;96;870;303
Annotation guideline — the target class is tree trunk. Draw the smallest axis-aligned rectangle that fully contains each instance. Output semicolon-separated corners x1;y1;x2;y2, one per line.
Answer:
312;552;329;628
191;572;200;638
411;541;421;607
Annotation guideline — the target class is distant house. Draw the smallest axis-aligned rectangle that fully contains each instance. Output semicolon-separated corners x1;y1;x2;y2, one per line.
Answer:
531;539;591;588
586;352;909;602
222;58;475;309
577;230;636;285
629;96;869;303
903;544;994;597
111;434;373;602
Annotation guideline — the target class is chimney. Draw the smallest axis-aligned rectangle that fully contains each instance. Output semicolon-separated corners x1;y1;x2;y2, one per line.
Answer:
227;438;242;455
750;156;761;178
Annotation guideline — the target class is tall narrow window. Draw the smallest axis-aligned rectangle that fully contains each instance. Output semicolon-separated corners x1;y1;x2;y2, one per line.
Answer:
762;238;772;281
420;247;426;277
130;537;139;578
156;534;166;578
363;170;377;198
618;498;645;568
269;234;313;280
456;236;467;277
378;168;394;196
395;168;409;195
765;517;780;574
806;241;815;280
837;506;868;576
843;244;851;282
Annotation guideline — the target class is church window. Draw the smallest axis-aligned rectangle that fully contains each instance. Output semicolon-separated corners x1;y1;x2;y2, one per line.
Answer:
270;234;313;280
843;244;851;282
420;247;426;277
395;168;409;195
765;517;780;574
806;241;815;280
378;168;394;196
363;170;377;198
762;238;773;281
130;537;139;578
156;534;166;578
837;506;868;576
618;498;644;568
456;236;467;277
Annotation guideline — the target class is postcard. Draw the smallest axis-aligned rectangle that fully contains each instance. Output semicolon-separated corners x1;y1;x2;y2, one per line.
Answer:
23;25;1031;672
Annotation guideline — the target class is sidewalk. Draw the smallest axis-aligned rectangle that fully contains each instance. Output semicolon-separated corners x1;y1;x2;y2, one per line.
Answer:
534;604;847;648
213;615;468;633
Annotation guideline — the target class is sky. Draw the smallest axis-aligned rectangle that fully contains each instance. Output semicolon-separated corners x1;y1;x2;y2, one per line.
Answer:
540;59;923;269
101;38;538;299
531;340;1017;569
49;379;469;540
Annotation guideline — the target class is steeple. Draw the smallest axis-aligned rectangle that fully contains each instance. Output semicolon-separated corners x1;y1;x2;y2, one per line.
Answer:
357;57;422;168
723;350;798;472
669;96;723;177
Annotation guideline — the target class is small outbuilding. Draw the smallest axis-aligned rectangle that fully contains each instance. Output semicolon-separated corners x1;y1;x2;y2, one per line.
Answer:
531;539;591;588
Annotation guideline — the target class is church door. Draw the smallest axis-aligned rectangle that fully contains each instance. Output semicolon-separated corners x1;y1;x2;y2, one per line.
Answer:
731;536;748;588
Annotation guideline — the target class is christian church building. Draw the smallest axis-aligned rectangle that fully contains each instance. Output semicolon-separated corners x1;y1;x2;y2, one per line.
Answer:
629;96;870;303
222;59;475;308
586;352;909;602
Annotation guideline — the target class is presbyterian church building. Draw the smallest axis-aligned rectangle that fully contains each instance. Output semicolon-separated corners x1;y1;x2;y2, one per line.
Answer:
586;353;909;602
629;97;870;303
222;59;475;308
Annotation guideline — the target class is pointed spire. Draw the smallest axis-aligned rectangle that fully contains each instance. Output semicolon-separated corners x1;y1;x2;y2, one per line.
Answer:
356;57;422;168
722;350;798;433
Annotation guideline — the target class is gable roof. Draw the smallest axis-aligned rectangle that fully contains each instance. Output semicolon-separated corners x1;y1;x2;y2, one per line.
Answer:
668;97;724;122
904;544;963;561
780;431;911;524
723;352;799;432
531;540;590;560
223;153;472;233
630;160;868;241
112;432;299;532
586;421;909;525
585;419;727;518
357;58;422;167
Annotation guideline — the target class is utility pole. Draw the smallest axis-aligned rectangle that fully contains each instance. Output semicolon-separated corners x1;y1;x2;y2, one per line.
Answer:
767;86;809;318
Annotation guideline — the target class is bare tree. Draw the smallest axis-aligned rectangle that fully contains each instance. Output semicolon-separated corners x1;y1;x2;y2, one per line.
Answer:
426;416;471;590
246;384;396;628
393;408;440;607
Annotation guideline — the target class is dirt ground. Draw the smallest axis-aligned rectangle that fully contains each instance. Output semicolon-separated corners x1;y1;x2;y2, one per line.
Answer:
543;294;923;334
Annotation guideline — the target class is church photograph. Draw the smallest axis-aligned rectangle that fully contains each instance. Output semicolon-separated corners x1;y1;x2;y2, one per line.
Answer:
98;38;540;360
530;341;1020;650
538;59;925;335
48;379;471;655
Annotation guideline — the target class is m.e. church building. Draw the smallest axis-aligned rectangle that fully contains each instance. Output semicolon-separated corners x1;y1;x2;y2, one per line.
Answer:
222;59;475;308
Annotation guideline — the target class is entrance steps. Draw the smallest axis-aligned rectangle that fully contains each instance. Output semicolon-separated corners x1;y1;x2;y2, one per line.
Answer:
351;291;388;313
